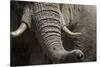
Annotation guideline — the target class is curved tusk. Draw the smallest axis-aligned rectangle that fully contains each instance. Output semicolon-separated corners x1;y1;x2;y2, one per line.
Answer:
11;22;27;38
62;26;82;38
60;12;81;38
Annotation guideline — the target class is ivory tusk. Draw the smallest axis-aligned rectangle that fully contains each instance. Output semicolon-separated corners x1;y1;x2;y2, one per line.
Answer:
62;26;82;38
11;22;27;38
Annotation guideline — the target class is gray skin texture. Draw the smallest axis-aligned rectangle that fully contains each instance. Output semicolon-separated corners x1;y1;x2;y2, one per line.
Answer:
10;1;96;66
21;2;83;63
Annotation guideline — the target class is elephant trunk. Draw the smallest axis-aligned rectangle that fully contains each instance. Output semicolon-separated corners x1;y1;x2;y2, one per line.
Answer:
33;3;84;63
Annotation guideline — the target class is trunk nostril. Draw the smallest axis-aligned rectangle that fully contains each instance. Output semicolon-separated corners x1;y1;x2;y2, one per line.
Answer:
77;54;84;60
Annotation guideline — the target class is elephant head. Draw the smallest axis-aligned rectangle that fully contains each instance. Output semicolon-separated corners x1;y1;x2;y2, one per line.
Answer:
11;2;84;63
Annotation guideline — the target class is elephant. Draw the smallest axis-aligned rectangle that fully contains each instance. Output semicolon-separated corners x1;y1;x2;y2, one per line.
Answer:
10;1;96;66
